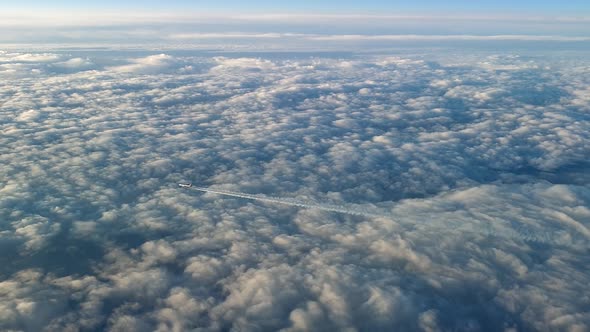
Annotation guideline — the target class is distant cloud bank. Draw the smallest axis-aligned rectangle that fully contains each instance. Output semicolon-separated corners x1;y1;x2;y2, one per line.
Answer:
1;11;589;47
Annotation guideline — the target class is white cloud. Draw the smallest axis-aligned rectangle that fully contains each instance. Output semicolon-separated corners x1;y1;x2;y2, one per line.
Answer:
12;216;60;252
16;109;41;122
1;11;589;27
53;57;94;70
0;52;61;63
308;34;590;42
166;33;590;42
170;32;286;39
0;49;588;331
107;54;176;74
0;11;588;47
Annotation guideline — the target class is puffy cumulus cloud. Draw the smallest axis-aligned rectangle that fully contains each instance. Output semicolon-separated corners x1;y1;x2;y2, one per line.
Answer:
50;57;96;73
108;54;181;74
0;51;100;77
11;216;61;252
0;49;589;331
15;109;42;122
0;51;61;63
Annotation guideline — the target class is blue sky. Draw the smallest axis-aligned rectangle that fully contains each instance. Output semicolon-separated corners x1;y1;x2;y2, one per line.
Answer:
6;0;590;14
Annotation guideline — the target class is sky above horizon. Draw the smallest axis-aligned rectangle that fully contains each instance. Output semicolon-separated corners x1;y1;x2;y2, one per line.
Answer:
5;0;590;14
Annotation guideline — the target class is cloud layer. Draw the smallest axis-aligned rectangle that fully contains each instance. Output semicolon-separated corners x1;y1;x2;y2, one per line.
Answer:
1;11;590;47
0;49;589;331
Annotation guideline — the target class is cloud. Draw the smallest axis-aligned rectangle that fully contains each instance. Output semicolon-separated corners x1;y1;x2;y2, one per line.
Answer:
307;34;590;42
12;216;61;252
0;51;61;63
1;11;589;46
107;54;177;74
1;11;590;27
168;33;590;42
169;32;287;39
16;109;41;122
0;49;589;331
53;57;95;70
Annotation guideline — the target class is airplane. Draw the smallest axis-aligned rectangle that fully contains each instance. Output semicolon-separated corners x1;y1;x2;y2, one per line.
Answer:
178;183;192;188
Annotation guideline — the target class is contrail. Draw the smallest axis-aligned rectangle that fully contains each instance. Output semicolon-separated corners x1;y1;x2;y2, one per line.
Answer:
189;186;587;248
192;186;390;219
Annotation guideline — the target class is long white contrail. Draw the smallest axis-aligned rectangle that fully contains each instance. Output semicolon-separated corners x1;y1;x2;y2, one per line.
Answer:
192;186;390;219
189;186;586;247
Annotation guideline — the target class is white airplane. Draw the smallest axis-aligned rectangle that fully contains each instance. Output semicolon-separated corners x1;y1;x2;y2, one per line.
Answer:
178;183;192;188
